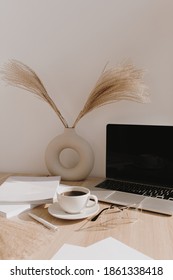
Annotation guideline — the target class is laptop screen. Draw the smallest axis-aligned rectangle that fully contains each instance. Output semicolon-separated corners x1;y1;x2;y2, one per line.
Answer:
106;124;173;187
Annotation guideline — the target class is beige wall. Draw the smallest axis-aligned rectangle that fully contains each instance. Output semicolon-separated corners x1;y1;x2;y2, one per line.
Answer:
0;0;173;177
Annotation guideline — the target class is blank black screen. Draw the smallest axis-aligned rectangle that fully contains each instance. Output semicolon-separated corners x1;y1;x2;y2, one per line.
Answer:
106;124;173;187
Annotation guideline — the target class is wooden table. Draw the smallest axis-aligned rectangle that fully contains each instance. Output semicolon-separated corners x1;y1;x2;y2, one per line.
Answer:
0;174;173;260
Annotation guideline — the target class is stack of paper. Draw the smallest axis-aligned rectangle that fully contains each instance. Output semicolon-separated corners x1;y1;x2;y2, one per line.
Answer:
0;204;32;218
52;237;151;260
0;176;60;218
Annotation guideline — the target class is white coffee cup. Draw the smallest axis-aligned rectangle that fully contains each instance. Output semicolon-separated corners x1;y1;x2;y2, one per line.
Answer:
57;186;98;214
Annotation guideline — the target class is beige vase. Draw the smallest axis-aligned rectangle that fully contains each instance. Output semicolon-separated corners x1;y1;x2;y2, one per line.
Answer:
45;128;94;181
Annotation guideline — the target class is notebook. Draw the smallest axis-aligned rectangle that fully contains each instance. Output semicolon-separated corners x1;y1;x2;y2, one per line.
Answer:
88;124;173;215
0;176;60;204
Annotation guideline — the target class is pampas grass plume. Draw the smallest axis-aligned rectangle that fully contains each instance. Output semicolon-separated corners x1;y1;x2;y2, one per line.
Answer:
1;60;149;128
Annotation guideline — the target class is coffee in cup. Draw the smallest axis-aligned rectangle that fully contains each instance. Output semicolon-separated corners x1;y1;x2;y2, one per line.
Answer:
57;186;98;214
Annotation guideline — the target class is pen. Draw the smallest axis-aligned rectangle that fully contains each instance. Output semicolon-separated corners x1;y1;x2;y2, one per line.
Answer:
28;213;59;231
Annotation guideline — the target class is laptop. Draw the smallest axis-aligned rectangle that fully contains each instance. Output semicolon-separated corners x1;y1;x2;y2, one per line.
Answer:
89;124;173;215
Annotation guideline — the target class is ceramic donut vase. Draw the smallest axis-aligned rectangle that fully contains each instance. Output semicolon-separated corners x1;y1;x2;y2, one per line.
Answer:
45;128;94;181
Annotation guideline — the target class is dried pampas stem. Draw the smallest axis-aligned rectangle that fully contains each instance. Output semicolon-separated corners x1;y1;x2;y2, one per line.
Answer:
1;60;149;129
1;60;68;128
72;63;149;127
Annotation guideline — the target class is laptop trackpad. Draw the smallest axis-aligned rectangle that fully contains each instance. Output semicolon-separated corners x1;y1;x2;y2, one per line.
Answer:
108;191;144;205
140;197;173;215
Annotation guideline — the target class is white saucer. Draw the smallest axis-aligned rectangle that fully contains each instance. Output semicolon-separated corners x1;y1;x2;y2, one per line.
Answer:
48;202;100;220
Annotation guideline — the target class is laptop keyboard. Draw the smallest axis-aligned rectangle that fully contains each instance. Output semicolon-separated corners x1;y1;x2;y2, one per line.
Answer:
96;179;173;200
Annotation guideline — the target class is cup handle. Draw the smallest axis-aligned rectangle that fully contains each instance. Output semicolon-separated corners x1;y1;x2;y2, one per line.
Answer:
86;194;98;208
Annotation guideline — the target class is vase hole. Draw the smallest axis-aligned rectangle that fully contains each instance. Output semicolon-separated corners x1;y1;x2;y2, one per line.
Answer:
59;148;80;168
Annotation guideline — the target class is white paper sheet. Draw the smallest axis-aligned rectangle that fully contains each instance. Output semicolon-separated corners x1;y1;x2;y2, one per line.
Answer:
52;237;151;260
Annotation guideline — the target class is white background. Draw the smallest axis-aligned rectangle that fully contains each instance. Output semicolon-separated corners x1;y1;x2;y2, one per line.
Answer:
0;260;172;279
0;0;173;177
